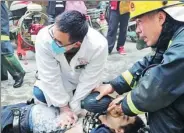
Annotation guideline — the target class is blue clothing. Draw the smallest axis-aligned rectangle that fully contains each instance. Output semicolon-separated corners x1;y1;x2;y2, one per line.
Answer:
1;2;14;55
29;107;33;132
90;124;112;133
1;103;33;133
33;86;47;104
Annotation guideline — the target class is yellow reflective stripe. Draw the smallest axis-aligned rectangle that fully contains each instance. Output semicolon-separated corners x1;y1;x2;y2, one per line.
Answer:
167;40;172;49
127;92;144;114
122;70;134;88
1;35;10;41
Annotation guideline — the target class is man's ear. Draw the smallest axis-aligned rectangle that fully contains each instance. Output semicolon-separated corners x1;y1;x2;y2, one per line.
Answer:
115;128;124;133
73;41;81;48
158;11;166;26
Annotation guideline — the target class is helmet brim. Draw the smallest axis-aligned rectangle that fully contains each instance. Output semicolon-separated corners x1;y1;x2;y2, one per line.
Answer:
130;2;183;21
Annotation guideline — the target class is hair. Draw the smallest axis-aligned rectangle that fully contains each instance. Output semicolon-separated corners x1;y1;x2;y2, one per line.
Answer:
120;116;145;133
146;10;162;18
55;10;89;43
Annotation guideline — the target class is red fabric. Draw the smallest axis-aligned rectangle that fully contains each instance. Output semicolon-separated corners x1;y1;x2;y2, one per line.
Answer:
110;1;118;10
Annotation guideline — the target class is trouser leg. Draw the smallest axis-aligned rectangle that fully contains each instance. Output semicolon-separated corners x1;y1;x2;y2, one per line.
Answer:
1;63;8;81
116;12;130;50
107;10;119;53
1;54;25;88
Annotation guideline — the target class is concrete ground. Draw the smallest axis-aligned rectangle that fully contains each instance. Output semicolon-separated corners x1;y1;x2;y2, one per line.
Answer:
1;39;151;133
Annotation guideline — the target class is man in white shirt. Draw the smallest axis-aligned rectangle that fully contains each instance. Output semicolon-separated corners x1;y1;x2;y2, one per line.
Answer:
34;10;108;128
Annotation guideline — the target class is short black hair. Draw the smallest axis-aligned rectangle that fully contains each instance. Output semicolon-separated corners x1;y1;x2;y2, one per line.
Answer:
121;116;145;133
55;10;89;43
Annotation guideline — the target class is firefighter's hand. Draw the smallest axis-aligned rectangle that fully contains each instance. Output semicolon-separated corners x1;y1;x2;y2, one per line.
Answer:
94;84;115;100
108;96;124;117
58;106;78;129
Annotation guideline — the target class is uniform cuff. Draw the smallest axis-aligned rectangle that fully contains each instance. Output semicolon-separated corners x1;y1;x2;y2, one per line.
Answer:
110;75;130;95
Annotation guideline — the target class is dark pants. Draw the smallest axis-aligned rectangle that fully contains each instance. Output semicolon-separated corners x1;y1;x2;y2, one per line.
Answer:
1;2;25;81
33;86;76;105
47;1;65;25
107;10;130;53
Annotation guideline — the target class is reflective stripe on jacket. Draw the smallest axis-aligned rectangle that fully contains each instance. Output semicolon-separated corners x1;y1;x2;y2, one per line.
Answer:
1;2;14;55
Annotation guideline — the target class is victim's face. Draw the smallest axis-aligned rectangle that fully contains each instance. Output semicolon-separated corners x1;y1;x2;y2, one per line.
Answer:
99;113;136;133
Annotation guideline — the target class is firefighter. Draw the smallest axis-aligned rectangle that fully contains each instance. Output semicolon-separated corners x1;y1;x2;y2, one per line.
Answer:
95;1;184;133
1;1;25;88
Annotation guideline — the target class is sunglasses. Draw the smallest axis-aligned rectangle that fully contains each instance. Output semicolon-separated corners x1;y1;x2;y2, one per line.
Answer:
48;25;77;48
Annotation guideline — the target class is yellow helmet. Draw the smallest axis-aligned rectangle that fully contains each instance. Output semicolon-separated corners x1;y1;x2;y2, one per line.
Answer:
130;1;183;20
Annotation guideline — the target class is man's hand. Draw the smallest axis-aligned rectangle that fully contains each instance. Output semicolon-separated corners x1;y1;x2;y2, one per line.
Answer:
108;96;124;117
58;105;78;129
94;84;115;100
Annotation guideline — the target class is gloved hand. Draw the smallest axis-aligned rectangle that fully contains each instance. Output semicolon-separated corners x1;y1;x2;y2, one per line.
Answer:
81;92;123;118
81;92;113;114
58;105;78;130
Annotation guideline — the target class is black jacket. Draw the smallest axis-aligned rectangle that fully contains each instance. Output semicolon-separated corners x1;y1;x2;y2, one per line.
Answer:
110;25;184;133
1;2;14;55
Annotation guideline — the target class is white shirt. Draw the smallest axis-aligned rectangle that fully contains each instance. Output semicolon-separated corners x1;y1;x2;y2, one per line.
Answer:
34;26;108;114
